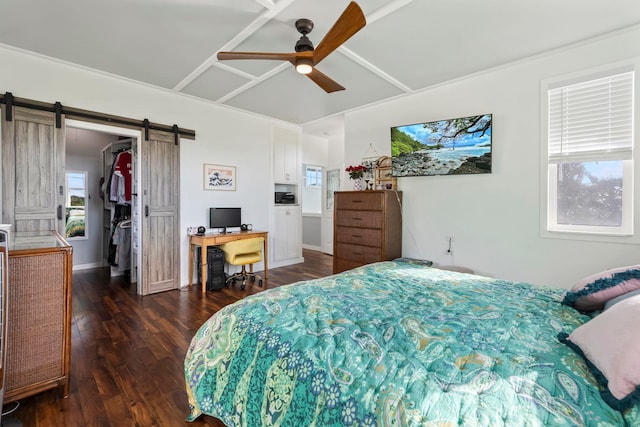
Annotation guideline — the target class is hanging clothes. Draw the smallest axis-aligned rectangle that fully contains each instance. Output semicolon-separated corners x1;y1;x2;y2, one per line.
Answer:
108;204;131;266
108;149;132;204
112;219;132;271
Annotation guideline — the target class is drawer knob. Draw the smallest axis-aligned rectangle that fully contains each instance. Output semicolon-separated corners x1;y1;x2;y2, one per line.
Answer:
352;235;362;238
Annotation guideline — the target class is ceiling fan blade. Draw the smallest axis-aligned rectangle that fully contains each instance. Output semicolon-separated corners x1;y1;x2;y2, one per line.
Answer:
217;51;297;61
312;1;366;65
306;68;345;93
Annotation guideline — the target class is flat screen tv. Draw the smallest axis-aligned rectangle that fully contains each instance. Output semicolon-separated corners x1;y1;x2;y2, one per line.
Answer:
209;207;241;233
391;113;492;176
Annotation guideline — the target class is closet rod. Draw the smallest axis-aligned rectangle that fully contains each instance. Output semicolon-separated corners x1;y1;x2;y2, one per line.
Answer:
0;92;196;140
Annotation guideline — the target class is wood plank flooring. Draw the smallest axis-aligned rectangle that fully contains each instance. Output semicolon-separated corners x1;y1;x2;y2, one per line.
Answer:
4;249;333;427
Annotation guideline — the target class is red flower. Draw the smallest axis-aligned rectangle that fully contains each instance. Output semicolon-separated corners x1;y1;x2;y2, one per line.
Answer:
345;164;368;179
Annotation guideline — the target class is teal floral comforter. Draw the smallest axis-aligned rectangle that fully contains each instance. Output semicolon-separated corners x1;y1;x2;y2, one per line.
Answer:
185;261;640;426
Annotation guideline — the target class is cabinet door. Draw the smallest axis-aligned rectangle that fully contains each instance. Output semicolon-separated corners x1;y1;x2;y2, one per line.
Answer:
273;127;299;183
1;106;65;233
273;206;301;262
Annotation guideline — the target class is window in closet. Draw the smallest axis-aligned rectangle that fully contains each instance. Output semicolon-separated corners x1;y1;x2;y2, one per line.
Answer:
65;171;88;239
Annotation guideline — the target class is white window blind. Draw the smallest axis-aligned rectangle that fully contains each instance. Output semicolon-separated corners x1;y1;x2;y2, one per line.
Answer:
548;71;634;163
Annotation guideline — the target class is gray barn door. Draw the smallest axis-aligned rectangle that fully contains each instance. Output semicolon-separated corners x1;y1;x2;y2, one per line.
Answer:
140;129;180;295
1;106;65;233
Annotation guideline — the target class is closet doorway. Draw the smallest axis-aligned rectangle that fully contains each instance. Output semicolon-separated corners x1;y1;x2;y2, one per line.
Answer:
65;119;142;290
65;119;181;296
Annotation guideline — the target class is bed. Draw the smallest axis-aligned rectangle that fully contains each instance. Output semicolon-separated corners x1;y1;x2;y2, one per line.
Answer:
184;260;640;426
64;208;85;238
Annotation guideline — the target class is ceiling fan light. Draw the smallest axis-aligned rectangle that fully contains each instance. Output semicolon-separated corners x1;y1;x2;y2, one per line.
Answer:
295;58;313;74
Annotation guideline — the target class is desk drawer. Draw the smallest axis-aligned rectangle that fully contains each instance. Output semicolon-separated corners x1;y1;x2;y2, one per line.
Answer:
335;226;381;247
335;243;381;263
335;210;382;228
336;192;383;211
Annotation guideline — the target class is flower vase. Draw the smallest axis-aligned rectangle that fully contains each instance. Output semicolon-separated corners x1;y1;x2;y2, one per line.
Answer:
352;178;362;191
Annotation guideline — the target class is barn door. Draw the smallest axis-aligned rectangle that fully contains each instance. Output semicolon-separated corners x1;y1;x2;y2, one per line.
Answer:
1;106;65;233
140;129;180;295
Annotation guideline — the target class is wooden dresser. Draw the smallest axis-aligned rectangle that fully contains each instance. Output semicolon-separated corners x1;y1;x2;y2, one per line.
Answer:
333;190;402;274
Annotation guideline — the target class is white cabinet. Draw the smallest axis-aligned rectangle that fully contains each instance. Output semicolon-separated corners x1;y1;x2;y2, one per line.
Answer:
271;126;303;268
272;206;302;265
273;127;299;184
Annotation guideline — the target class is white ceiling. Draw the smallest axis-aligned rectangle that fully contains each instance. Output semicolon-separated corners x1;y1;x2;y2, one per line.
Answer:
1;0;639;137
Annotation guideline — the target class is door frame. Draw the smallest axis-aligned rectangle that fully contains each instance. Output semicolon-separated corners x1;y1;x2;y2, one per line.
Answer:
66;119;143;292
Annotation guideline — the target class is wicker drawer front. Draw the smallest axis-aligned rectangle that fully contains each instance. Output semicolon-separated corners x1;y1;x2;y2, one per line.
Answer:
335;243;381;263
335;226;381;247
336;192;383;210
7;253;65;393
335;210;382;228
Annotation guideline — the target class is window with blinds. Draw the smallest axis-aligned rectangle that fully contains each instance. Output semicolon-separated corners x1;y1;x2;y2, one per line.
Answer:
544;69;635;236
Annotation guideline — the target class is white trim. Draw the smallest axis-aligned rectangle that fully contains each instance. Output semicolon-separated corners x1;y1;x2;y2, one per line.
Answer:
302;244;322;251
72;261;106;271
172;0;297;92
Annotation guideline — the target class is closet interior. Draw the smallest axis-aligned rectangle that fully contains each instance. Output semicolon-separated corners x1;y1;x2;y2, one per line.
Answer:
102;138;138;282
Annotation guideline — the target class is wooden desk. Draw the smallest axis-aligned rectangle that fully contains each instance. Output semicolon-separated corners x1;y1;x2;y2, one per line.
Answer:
189;230;268;293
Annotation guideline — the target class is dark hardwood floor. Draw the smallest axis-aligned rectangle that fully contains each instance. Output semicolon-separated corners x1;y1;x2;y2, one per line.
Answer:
4;249;333;427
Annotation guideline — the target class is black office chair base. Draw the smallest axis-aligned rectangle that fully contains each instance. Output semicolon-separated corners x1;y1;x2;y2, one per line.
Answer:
225;266;263;290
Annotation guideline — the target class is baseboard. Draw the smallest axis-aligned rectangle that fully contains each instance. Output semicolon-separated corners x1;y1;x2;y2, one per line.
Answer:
302;244;322;251
270;257;305;269
73;261;106;271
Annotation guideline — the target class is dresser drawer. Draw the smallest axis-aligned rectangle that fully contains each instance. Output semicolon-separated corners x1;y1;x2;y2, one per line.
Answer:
335;243;381;263
335;210;382;228
334;258;367;274
335;192;383;210
335;226;381;247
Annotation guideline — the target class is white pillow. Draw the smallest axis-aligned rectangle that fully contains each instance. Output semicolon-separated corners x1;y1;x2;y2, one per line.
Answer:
560;294;640;410
604;288;640;311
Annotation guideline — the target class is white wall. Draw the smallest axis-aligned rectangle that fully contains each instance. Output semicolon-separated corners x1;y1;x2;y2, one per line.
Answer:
344;27;640;288
65;153;102;267
0;45;289;286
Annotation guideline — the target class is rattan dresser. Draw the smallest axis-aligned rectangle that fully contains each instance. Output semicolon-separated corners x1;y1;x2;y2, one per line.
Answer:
4;230;72;403
333;190;402;274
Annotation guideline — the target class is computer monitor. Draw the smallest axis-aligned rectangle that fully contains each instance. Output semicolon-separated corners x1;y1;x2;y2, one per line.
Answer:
209;207;241;233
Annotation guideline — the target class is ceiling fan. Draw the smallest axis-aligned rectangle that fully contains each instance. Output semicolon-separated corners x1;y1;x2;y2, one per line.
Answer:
217;2;366;93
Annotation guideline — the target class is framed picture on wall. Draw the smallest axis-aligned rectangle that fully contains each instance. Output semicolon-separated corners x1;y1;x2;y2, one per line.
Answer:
391;114;492;177
204;164;236;191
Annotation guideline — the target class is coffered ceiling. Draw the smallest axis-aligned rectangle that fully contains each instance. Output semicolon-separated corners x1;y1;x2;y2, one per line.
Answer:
1;0;639;133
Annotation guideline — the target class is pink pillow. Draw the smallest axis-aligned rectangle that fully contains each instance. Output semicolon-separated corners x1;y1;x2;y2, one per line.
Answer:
559;294;640;410
562;264;640;311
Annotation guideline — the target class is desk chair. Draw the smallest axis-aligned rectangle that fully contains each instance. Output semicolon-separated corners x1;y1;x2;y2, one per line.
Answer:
220;237;264;289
